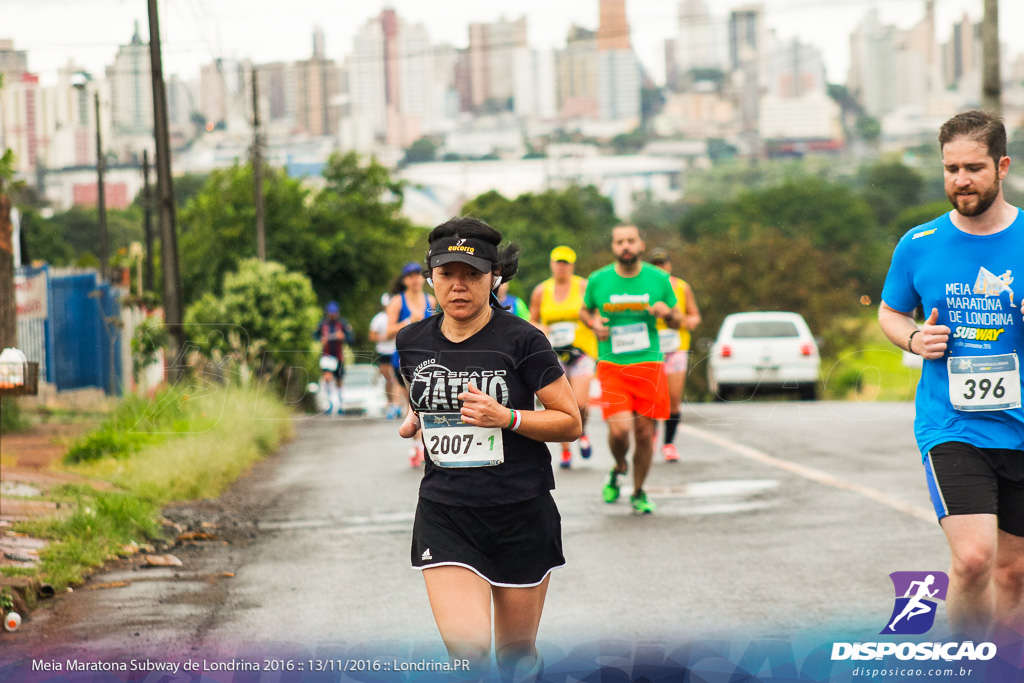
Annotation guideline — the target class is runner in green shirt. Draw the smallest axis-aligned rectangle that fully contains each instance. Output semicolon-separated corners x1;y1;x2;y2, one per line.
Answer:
580;225;681;514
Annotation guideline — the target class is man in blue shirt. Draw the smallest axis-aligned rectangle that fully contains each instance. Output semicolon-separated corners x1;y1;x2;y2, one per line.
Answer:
879;111;1024;638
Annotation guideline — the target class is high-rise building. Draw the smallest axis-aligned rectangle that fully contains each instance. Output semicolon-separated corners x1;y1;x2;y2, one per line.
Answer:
766;37;826;99
847;2;939;119
166;75;193;129
294;29;342;137
454;49;473;114
728;5;767;72
0;72;45;180
199;58;249;132
848;10;898;118
106;22;152;137
674;0;727;87
597;0;630;51
348;10;445;149
432;45;462;125
350;18;387;139
944;13;981;92
468;16;527;110
513;48;557;119
597;51;640;122
596;0;640;123
46;62;97;169
556;26;599;120
256;62;297;124
0;39;28;81
761;38;841;143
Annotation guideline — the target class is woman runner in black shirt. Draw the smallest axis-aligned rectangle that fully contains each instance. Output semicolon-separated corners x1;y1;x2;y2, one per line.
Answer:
397;217;581;680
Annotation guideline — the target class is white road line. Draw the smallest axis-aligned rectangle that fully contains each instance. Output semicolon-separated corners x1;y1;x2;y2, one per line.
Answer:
679;424;935;523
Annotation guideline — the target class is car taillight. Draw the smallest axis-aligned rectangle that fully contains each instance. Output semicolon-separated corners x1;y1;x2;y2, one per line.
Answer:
800;343;814;356
720;345;732;358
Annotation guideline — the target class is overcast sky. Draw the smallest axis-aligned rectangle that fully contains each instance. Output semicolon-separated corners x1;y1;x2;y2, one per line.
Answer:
7;0;1024;87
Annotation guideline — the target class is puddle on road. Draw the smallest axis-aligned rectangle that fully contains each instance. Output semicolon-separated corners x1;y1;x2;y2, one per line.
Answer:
568;479;781;519
256;483;781;528
644;479;779;498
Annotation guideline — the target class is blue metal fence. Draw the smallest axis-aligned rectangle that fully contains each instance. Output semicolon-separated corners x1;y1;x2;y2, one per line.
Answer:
43;270;123;395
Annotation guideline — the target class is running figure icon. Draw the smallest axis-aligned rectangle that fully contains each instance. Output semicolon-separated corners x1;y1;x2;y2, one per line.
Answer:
888;574;939;631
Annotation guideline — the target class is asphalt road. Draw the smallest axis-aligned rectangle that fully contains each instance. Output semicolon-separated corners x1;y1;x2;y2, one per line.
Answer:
4;400;952;667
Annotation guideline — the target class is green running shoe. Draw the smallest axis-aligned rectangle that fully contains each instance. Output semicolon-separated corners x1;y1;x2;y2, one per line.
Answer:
602;469;621;503
630;490;656;514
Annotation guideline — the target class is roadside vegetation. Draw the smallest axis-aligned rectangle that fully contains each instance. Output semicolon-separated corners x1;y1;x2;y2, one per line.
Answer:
12;382;290;590
820;315;921;403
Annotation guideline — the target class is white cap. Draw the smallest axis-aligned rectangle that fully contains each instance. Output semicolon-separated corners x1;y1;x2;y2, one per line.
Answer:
380;293;392;307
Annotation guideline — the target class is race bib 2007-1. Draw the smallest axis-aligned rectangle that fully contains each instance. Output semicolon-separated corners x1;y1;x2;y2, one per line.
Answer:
421;412;504;467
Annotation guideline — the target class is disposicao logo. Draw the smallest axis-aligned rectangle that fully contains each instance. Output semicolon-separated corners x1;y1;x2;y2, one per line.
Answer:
881;571;948;635
830;571;997;663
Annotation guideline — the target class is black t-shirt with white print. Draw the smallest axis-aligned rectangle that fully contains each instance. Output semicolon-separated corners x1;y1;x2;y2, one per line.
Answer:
396;308;565;507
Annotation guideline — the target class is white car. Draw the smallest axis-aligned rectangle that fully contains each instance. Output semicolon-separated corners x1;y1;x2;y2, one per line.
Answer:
708;312;820;401
338;363;389;417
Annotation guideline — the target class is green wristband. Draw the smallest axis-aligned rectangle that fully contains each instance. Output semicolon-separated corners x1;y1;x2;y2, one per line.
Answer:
508;408;515;429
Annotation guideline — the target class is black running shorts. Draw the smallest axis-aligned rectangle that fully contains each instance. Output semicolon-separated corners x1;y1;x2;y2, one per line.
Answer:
411;492;565;587
924;441;1024;537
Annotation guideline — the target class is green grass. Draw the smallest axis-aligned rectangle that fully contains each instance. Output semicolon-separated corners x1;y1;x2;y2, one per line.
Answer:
821;318;921;402
64;386;219;464
13;383;292;590
17;488;162;588
68;385;290;503
0;567;38;578
0;397;31;434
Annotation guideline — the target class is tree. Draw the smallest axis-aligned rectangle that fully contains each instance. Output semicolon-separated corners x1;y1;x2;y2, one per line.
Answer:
178;163;310;304
19;209;75;265
884;201;951;245
0;147;15;350
859;161;925;228
681;177;879;252
404;138;438;164
856;116;882;145
460;185;618;290
610;128;649;155
307;151;418;327
184;259;320;384
0;69;17;349
675;228;865;398
175;153;418;345
641;86;665;123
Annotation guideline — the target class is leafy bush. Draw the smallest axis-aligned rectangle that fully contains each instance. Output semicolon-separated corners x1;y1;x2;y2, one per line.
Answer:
131;315;170;383
184;259;321;388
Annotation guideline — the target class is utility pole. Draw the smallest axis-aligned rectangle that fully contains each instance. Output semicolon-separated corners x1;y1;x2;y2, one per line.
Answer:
982;0;1001;115
147;0;184;379
252;68;266;261
94;92;109;283
142;148;154;293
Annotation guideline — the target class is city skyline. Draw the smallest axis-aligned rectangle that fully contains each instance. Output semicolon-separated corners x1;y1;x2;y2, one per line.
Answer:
7;0;1024;88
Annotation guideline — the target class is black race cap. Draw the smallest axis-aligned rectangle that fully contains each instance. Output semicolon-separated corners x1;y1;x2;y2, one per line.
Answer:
427;237;498;273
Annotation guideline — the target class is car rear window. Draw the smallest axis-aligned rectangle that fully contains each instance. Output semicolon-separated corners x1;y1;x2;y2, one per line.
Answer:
732;321;800;338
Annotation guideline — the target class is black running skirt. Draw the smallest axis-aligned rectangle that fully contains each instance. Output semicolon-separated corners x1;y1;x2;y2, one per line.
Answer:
411;492;565;587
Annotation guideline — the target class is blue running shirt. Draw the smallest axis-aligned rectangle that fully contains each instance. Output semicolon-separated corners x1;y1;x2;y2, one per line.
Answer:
882;208;1024;456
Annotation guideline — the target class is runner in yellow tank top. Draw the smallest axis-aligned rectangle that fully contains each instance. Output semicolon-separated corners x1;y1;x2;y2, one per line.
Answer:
649;248;701;463
530;246;598;468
